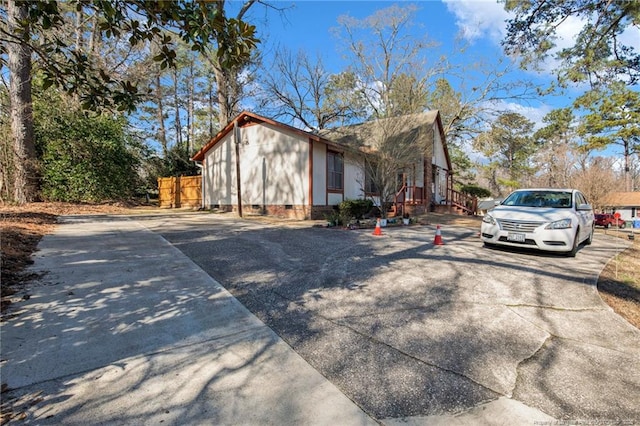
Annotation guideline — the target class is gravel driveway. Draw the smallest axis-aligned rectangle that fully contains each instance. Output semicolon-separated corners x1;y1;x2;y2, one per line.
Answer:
142;213;640;422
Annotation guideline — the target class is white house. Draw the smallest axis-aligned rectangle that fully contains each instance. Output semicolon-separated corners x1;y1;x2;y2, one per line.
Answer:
191;111;461;219
601;192;640;221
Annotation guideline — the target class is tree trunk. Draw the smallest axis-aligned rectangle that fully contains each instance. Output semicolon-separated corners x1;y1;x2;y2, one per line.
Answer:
8;0;38;203
213;64;232;126
187;61;194;156
208;78;215;138
210;0;254;127
154;73;168;158
624;142;632;192
172;67;183;150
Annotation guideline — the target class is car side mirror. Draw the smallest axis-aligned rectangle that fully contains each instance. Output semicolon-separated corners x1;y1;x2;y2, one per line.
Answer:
577;203;592;211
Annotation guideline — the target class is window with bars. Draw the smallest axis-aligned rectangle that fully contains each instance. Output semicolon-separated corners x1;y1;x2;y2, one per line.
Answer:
327;151;343;191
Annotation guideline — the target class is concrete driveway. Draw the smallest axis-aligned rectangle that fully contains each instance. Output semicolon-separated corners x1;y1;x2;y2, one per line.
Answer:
140;213;640;422
2;212;639;424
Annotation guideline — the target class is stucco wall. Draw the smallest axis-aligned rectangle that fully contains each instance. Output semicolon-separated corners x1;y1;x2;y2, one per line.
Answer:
344;152;365;201
433;128;448;171
204;123;309;208
203;133;235;208
313;144;367;207
238;123;309;206
431;126;448;204
312;141;327;205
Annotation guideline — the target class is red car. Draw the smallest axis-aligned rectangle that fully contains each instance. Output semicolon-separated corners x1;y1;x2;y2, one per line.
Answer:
594;213;626;228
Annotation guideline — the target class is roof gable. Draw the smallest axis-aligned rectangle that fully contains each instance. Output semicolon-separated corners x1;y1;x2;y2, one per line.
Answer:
191;111;338;162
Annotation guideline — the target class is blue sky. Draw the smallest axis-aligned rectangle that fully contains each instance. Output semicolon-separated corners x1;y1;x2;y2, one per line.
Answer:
243;0;569;126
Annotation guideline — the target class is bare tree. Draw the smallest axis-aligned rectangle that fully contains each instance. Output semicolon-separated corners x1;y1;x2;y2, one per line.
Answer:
324;113;431;217
333;3;441;119
259;48;365;131
573;157;621;211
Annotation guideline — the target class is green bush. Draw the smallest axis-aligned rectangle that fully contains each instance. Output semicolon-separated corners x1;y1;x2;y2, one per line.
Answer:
35;97;139;202
324;210;341;226
339;199;374;220
460;185;491;198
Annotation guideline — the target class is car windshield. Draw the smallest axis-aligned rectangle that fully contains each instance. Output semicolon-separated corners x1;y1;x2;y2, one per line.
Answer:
502;190;572;208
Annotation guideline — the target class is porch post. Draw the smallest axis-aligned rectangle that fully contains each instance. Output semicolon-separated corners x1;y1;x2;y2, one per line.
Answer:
234;119;243;218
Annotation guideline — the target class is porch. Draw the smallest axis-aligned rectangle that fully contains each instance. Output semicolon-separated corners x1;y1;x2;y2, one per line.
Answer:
393;185;478;217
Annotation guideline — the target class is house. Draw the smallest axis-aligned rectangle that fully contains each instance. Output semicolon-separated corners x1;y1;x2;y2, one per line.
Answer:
191;110;467;219
600;192;640;221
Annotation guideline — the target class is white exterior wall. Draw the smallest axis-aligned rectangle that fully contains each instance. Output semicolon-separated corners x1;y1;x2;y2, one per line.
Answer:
313;144;367;207
238;124;309;206
432;126;449;203
432;127;448;171
203;133;235;207
204;123;309;208
312;141;327;205
615;207;638;221
344;152;365;201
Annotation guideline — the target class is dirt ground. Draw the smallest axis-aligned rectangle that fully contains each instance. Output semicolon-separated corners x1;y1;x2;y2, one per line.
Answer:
2;203;639;326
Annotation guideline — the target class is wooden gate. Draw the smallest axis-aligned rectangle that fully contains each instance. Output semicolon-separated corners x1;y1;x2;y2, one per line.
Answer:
158;175;201;208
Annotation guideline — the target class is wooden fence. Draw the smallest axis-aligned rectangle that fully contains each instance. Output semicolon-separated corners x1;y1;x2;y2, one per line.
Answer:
158;175;201;208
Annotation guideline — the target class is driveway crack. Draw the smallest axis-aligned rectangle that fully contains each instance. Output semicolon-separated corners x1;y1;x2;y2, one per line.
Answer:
511;334;554;396
505;303;606;312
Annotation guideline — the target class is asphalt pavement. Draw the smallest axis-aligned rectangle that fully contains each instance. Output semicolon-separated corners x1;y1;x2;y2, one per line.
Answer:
2;212;639;425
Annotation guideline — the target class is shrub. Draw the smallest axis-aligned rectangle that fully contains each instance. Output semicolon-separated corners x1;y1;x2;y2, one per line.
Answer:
324;210;341;226
460;184;491;198
35;95;140;202
339;199;374;220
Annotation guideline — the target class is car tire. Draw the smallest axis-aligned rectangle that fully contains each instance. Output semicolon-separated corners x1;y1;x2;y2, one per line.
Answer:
606;223;611;228
567;229;580;257
585;226;594;245
620;223;626;229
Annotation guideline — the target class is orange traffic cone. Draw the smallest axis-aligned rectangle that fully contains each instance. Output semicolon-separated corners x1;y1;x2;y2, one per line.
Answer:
433;224;444;245
372;218;383;236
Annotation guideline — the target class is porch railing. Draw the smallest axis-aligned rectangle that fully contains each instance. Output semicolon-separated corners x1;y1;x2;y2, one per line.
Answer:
448;188;478;215
393;185;426;215
393;185;478;216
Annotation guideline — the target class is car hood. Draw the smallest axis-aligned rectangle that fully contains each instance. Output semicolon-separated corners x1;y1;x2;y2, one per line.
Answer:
489;206;574;223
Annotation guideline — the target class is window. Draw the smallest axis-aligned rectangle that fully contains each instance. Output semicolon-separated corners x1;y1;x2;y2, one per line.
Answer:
327;151;343;191
365;166;379;194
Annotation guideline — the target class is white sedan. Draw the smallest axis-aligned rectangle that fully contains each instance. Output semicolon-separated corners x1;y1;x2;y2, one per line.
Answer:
481;188;595;257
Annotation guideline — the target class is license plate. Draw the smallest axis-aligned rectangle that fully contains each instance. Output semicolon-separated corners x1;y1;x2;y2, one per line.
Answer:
507;232;526;242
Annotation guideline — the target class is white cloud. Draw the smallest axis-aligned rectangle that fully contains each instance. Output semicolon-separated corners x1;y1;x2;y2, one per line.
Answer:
442;0;510;43
485;100;552;129
619;25;640;53
442;0;587;79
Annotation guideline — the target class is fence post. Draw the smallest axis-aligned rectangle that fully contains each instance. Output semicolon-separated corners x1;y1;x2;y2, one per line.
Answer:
175;176;181;208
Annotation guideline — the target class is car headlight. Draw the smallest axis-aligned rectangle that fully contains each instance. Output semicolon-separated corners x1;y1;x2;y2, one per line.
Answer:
482;214;496;225
545;218;572;230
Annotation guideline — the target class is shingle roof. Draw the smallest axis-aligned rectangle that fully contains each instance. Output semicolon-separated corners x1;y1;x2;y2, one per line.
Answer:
318;111;440;150
601;192;640;207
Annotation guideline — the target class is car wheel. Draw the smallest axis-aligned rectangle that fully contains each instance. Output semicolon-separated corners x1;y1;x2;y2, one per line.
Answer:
585;226;594;245
567;229;580;257
606;223;611;228
620;223;626;229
